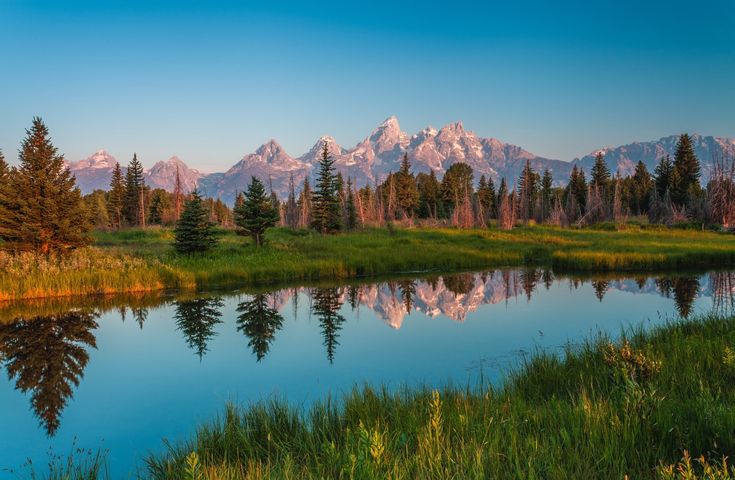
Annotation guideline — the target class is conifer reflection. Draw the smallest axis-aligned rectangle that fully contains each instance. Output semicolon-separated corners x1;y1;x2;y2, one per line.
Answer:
311;287;345;363
0;311;98;436
174;297;224;359
236;293;284;361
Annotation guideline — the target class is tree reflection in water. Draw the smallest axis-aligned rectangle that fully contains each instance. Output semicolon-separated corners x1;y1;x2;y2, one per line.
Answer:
236;293;284;362
174;297;225;359
311;287;345;364
0;311;99;436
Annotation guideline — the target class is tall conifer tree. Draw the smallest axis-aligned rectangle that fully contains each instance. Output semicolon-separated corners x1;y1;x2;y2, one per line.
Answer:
174;189;218;253
124;153;145;226
311;141;341;233
5;118;90;253
107;162;125;229
672;133;701;205
234;176;279;247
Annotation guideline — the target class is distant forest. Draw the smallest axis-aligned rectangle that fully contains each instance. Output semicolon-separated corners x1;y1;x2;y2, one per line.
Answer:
1;118;734;255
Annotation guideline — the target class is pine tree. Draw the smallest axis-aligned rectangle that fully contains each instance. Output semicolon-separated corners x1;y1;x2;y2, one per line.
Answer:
394;153;419;218
4;117;91;253
107;162;125;229
654;155;676;198
672;133;701;205
440;163;474;214
234;177;279;247
173;165;183;221
417;170;442;219
283;173;299;229
148;189;170;225
311;140;341;233
297;177;312;229
477;175;495;220
630;161;652;215
174;189;218;253
345;177;358;230
124;153;146;226
0;150;15;241
497;177;508;212
590;152;611;189
517;160;539;223
540;169;553;222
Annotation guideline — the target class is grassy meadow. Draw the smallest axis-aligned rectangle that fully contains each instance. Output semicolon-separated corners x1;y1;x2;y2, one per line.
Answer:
2;224;735;301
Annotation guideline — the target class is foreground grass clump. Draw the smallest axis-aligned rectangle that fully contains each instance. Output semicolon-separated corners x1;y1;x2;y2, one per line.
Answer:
0;247;192;301
145;312;735;479
3;224;735;300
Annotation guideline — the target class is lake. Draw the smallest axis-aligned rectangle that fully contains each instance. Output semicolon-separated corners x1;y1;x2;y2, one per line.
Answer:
1;268;734;478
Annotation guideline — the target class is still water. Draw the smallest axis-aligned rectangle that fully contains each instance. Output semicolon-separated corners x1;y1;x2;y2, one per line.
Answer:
1;269;734;477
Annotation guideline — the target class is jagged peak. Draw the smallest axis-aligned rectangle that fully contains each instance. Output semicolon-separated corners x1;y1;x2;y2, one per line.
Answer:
439;121;466;135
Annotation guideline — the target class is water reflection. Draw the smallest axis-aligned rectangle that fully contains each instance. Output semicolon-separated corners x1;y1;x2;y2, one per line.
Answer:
236;294;284;361
1;269;733;439
311;288;346;364
175;297;225;359
0;311;98;436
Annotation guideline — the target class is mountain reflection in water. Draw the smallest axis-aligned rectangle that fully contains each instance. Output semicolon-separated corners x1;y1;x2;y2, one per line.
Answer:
1;269;734;438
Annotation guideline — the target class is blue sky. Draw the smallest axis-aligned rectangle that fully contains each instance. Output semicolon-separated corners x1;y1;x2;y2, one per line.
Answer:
1;0;733;171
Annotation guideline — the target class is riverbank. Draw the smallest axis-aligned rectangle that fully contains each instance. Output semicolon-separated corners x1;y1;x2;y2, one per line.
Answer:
2;225;735;301
34;311;735;479
146;312;735;479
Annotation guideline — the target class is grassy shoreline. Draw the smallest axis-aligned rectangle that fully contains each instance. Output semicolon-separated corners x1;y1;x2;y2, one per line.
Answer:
32;311;735;479
2;225;735;301
147;312;735;479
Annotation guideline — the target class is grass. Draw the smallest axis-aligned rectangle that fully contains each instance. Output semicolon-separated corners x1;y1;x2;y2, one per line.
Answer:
141;311;735;479
2;224;735;301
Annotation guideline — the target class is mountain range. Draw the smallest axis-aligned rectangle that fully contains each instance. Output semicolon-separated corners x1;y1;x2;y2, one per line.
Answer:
66;116;735;204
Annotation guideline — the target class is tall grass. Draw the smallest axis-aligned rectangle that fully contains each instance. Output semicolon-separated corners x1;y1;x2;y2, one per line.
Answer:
2;224;735;300
145;312;735;479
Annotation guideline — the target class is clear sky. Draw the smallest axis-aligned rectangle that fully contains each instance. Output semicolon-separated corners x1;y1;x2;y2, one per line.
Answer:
1;0;733;171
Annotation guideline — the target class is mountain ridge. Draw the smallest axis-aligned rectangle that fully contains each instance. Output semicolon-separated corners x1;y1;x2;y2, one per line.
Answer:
65;118;735;203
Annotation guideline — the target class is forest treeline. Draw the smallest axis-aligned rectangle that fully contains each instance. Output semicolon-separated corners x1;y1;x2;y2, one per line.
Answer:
1;118;734;255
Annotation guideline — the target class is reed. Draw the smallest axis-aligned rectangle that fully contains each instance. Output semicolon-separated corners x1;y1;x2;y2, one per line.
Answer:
2;224;734;301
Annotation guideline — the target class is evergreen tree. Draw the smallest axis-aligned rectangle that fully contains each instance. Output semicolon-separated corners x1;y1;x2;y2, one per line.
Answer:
311;141;342;233
417;170;442;219
148;189;170;225
345;177;358;230
567;166;587;213
4;117;91;253
283;173;299;229
477;175;495;220
173;165;184;221
440;163;474;213
124;153;146;226
394;153;419;218
234;176;279;247
654;155;676;198
672;133;701;205
497;177;508;211
0;150;16;241
630;161;653;215
174;189;218;253
297;177;312;228
107;162;125;229
540;169;553;221
517;160;539;222
84;190;110;230
590;152;611;189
